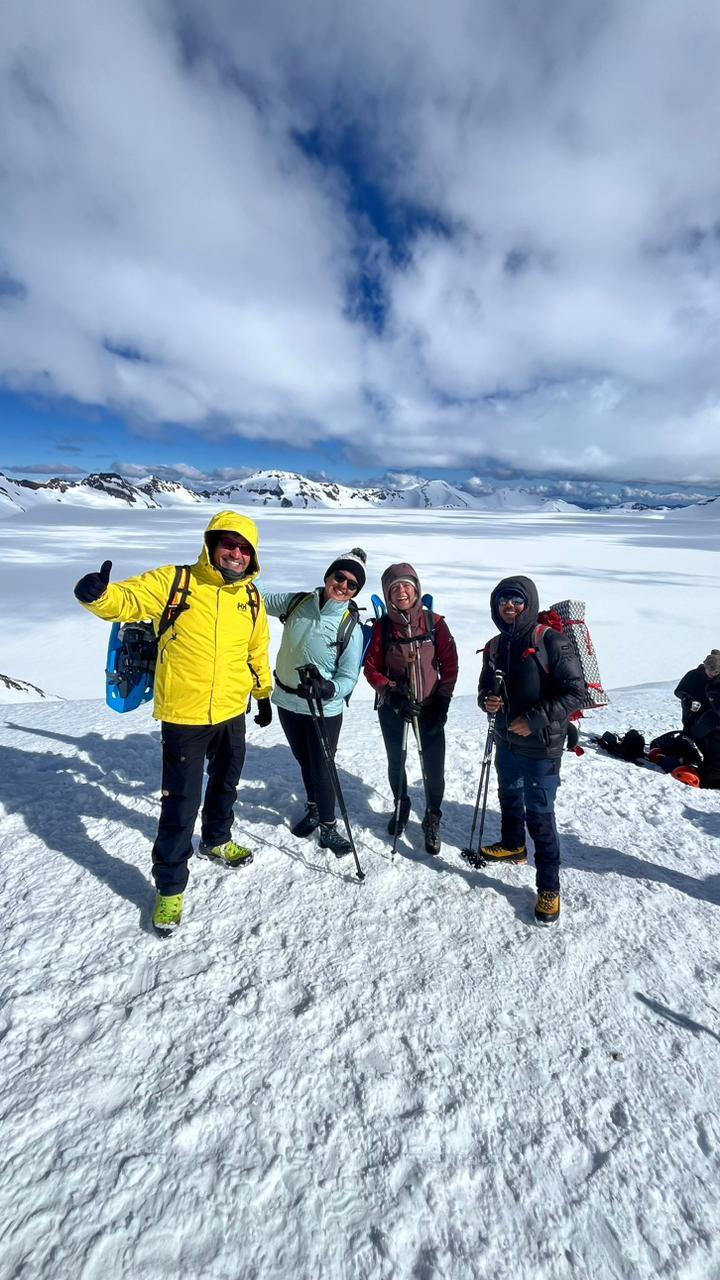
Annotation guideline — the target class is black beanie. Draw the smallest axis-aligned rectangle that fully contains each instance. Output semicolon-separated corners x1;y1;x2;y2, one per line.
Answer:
324;547;367;591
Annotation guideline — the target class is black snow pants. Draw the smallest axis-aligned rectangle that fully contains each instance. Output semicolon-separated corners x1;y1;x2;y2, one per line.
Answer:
152;715;246;895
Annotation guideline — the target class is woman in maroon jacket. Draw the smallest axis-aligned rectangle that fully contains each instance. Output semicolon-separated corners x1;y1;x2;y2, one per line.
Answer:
364;563;458;853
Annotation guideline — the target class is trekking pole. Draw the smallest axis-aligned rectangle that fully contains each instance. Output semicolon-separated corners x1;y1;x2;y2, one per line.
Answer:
461;670;505;866
407;659;431;813
390;719;410;863
297;666;365;882
410;714;432;813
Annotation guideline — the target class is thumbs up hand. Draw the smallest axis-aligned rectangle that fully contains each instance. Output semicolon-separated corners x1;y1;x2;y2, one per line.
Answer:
74;560;113;603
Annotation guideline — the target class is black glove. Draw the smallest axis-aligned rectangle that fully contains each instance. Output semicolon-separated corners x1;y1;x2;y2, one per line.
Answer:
423;694;451;735
297;665;336;701
387;689;422;722
74;560;112;603
253;698;273;728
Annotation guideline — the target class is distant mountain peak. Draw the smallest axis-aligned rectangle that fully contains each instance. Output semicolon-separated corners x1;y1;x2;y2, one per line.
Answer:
1;468;716;516
0;672;57;702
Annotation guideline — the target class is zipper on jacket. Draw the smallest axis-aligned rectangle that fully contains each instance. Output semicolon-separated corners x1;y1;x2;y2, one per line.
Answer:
209;592;220;723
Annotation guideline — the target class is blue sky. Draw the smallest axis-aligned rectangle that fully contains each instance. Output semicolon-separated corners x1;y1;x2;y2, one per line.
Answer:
1;0;719;493
0;389;380;484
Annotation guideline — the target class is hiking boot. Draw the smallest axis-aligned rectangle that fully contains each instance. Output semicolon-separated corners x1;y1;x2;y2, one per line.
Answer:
152;892;184;936
534;890;561;926
387;795;411;836
197;839;254;868
480;840;528;864
291;803;320;838
318;822;352;858
421;809;442;855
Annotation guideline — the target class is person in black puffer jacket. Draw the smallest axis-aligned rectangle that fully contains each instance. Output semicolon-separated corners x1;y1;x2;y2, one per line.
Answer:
674;651;720;732
474;575;585;926
687;676;720;788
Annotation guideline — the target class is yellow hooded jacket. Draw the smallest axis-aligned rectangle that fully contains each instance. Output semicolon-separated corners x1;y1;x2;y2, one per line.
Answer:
83;511;273;725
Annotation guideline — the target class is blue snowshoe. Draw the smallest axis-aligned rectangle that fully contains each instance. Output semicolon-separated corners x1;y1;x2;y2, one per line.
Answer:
105;622;156;713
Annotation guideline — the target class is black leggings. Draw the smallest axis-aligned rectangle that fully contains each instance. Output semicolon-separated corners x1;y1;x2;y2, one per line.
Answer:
278;707;342;824
378;704;445;813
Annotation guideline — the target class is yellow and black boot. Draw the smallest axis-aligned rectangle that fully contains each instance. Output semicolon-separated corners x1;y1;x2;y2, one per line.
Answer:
480;841;528;864
534;891;561;926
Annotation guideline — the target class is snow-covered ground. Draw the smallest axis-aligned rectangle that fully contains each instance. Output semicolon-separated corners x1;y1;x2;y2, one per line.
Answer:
0;502;718;701
0;504;719;1278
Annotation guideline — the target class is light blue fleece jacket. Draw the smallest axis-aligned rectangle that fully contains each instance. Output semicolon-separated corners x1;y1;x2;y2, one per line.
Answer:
264;588;363;717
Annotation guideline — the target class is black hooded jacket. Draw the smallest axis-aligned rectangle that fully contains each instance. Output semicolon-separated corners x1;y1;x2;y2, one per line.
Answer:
477;575;585;759
688;677;720;785
674;665;712;731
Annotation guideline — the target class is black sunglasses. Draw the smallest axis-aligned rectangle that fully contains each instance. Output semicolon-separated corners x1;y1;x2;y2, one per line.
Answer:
332;571;359;590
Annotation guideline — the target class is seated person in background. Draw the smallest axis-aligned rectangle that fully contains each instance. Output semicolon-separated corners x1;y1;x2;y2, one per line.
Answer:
687;676;720;789
674;651;720;731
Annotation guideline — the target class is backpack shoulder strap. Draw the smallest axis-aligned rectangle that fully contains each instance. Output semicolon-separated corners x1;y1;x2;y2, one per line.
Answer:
527;623;551;672
157;565;191;641
278;591;312;624
423;608;437;644
245;582;260;628
334;600;361;657
486;634;500;660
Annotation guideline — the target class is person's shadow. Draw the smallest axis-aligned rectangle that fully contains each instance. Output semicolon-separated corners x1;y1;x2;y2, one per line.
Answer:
237;739;383;881
635;992;720;1044
0;735;159;923
682;802;720;840
561;831;720;910
5;721;160;784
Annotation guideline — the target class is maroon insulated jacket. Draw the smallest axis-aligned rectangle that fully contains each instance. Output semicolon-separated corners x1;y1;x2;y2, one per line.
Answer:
364;612;458;704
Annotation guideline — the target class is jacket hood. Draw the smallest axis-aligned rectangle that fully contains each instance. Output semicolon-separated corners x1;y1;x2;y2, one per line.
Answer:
381;562;423;625
381;562;422;604
490;575;539;636
202;510;260;578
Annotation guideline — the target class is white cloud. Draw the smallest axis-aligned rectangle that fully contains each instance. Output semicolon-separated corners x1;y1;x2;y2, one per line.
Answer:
1;0;719;481
1;461;83;477
112;459;210;482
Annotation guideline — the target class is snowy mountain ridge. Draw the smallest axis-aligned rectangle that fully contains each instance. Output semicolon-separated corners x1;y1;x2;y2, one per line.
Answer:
2;468;717;518
0;468;581;514
0;673;57;703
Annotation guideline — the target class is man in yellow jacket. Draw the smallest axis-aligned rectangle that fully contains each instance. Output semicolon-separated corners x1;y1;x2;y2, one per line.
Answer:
74;510;273;936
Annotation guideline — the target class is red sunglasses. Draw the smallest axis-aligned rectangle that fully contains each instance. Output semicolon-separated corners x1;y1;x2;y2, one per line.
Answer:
218;535;252;553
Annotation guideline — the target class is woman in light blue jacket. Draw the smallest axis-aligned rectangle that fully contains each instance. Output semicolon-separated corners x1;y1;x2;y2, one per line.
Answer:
264;547;366;857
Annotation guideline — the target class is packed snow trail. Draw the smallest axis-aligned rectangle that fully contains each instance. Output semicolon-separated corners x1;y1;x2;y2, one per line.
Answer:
0;691;719;1279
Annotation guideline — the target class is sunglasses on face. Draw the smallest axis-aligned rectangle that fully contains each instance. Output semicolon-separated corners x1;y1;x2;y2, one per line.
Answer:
332;571;359;590
498;595;526;608
218;536;252;553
